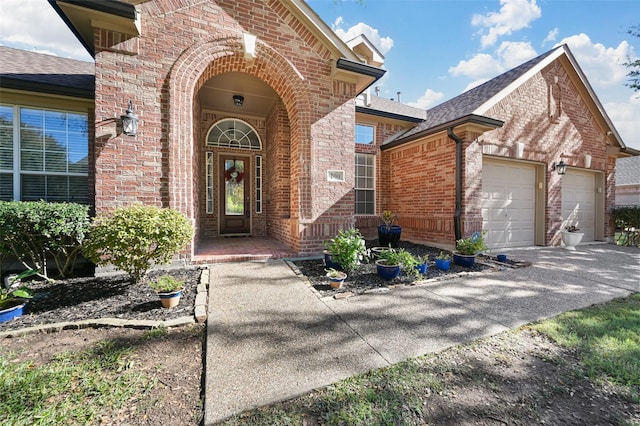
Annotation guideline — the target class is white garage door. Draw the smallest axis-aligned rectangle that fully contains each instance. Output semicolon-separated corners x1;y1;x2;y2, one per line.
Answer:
562;171;595;242
482;161;536;249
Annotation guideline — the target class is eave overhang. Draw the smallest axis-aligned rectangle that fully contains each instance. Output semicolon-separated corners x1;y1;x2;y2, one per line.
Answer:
334;57;386;95
1;76;94;100
48;0;139;58
381;114;504;151
356;105;424;123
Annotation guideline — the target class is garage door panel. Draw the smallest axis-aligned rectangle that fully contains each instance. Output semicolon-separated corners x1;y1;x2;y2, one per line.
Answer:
482;161;536;249
562;171;595;242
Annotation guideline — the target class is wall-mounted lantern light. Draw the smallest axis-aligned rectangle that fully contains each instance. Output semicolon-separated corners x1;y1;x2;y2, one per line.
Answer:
233;95;244;107
552;160;567;175
120;100;138;136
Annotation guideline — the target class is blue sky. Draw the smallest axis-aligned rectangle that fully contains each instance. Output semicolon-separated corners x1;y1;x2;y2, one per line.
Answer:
1;0;638;149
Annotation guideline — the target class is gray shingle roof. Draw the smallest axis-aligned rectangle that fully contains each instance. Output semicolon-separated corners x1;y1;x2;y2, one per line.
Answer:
0;46;94;99
363;95;427;120
616;156;640;185
391;47;561;142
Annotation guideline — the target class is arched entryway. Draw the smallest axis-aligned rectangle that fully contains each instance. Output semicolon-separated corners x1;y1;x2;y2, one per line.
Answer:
166;36;310;260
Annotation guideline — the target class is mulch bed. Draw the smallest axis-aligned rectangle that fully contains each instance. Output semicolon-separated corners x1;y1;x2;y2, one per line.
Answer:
293;240;523;298
0;267;202;333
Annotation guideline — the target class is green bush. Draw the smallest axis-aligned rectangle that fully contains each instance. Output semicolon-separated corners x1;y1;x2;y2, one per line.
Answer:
456;231;487;255
613;205;640;229
324;228;368;273
0;201;90;280
83;205;193;284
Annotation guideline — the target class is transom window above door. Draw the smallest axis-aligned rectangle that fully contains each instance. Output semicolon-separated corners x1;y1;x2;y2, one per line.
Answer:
206;118;261;149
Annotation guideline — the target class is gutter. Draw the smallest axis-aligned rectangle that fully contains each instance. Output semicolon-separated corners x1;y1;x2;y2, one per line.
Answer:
335;57;386;80
447;127;463;242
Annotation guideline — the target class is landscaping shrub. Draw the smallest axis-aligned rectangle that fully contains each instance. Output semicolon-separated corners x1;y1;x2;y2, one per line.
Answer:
83;205;193;283
0;201;90;280
614;205;640;229
324;228;368;273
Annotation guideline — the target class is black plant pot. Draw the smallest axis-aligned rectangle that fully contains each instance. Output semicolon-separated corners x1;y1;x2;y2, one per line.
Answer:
378;225;402;248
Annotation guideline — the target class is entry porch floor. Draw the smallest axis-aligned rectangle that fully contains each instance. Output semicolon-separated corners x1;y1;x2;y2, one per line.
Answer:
193;236;299;263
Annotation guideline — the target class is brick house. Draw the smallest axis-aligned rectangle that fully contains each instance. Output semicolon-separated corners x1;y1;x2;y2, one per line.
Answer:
0;0;630;265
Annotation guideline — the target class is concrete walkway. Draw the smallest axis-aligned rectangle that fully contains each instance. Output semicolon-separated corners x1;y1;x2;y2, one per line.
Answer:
204;244;639;424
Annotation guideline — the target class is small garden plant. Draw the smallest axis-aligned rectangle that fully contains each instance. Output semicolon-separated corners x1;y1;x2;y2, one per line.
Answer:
377;248;421;279
456;231;487;255
324;228;369;273
148;275;184;293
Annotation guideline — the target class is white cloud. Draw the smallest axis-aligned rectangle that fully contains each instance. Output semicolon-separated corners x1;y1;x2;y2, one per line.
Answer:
0;0;92;61
605;98;640;150
558;34;634;88
472;0;541;48
332;19;394;55
496;41;537;68
407;89;445;109
543;28;559;46
449;53;504;79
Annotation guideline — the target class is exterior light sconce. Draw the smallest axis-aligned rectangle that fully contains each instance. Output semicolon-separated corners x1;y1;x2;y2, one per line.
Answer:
233;95;244;107
120;100;138;136
552;160;567;175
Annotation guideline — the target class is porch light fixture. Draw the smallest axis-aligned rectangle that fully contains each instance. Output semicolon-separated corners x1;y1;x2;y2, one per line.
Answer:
233;95;244;107
552;160;567;175
120;100;138;136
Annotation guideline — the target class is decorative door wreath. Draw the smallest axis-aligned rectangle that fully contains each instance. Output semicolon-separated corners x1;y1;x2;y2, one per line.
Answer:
225;165;244;184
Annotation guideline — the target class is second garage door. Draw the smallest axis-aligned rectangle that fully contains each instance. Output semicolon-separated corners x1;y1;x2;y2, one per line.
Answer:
562;170;596;242
482;160;536;249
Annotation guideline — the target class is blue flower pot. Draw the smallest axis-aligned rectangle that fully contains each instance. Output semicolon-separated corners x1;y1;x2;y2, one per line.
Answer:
0;302;27;323
323;251;341;270
415;263;428;274
376;260;401;281
453;253;476;267
377;225;402;248
435;258;450;271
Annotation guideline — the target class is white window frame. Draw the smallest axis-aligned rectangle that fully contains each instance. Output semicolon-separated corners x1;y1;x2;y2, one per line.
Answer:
355;153;375;215
355;123;375;145
1;104;89;203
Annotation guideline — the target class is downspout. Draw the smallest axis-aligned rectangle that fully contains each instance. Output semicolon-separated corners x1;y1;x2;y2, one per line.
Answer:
447;127;463;242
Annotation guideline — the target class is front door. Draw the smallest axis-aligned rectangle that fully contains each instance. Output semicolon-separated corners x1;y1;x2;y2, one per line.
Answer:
220;155;250;235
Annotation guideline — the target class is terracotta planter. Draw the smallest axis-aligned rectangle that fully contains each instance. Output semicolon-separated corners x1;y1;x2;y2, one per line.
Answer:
327;272;347;289
561;231;584;250
158;289;183;309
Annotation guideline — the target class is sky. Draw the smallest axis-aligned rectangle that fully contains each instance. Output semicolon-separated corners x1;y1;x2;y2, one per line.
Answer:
1;0;638;149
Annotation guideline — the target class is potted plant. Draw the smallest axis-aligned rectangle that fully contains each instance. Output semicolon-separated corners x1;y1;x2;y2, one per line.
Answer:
375;248;419;281
324;228;369;273
454;231;487;267
0;286;33;324
560;225;584;250
415;255;429;274
325;268;347;289
378;210;402;248
435;251;451;271
149;275;185;309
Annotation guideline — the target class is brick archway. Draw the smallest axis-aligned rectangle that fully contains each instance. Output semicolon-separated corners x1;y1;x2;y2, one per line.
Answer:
167;35;311;255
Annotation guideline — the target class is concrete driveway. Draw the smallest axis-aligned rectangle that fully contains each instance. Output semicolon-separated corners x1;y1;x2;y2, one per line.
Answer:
204;244;639;424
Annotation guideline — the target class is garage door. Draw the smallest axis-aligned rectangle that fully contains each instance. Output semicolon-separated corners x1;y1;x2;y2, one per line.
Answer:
482;161;536;249
562;171;595;242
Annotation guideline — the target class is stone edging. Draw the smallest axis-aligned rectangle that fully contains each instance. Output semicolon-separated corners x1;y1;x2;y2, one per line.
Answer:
0;267;210;339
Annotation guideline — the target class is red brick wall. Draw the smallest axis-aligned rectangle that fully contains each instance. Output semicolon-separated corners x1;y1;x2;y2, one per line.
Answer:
92;0;360;257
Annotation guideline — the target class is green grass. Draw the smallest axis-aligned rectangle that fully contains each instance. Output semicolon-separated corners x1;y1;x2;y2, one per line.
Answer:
533;293;640;402
0;340;155;425
222;293;640;425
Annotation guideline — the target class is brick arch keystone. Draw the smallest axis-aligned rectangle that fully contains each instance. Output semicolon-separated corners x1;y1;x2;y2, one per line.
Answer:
167;35;312;227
